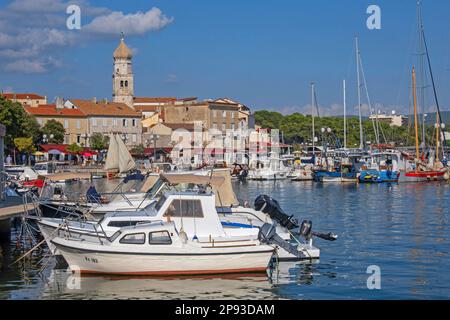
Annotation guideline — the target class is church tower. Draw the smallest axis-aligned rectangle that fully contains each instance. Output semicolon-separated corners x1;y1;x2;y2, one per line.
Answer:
112;34;134;107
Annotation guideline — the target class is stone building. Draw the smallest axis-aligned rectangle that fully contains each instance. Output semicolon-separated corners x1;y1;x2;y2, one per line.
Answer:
23;104;88;145
1;93;47;108
66;99;142;146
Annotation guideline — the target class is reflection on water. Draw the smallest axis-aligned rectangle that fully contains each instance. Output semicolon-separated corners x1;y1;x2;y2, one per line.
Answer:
1;180;450;299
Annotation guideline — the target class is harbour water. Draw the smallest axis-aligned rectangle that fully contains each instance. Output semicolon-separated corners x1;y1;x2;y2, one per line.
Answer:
1;180;449;300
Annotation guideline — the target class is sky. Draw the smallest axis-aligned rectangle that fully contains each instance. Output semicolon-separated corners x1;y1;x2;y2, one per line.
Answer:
1;0;449;116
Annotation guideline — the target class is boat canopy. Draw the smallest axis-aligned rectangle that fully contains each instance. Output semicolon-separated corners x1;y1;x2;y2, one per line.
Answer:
42;172;92;181
160;173;225;188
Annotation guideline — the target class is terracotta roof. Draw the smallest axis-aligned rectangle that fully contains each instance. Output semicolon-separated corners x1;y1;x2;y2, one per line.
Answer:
134;97;177;103
135;105;161;112
70;99;140;117
1;93;45;100
24;105;85;117
113;38;133;59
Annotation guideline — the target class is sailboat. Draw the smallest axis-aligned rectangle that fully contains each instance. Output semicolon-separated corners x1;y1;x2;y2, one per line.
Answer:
104;133;136;176
400;67;446;182
399;2;447;182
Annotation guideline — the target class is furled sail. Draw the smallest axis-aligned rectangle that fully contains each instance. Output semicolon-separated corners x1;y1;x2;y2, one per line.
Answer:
104;133;119;171
116;134;136;173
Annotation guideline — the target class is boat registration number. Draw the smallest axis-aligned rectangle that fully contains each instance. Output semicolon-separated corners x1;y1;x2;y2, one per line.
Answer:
84;257;98;264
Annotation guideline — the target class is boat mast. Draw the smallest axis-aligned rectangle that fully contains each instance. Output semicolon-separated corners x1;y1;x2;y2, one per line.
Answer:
412;67;420;162
355;37;364;149
436;112;440;163
311;82;316;155
417;1;427;149
343;79;347;149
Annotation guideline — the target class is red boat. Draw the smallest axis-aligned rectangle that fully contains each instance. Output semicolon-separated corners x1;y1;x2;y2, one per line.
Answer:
22;179;45;188
400;170;447;183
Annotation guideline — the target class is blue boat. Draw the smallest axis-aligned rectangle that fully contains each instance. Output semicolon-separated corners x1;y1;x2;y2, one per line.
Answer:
358;151;401;183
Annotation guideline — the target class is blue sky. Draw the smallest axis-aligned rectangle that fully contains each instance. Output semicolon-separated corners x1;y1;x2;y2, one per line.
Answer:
1;0;449;116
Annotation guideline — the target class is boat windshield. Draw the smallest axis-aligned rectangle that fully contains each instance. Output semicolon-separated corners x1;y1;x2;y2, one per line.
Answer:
147;179;165;196
154;195;167;212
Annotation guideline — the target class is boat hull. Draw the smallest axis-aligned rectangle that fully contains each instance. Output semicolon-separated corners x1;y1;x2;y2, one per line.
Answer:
358;170;400;183
52;241;274;276
398;170;446;183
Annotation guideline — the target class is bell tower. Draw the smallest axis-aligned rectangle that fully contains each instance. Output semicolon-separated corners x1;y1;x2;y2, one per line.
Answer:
112;33;134;107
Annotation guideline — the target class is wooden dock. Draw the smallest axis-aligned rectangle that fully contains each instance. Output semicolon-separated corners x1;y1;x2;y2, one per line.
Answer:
0;203;35;220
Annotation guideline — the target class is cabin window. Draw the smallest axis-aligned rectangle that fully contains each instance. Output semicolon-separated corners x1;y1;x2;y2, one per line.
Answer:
163;199;204;218
149;231;172;245
119;233;146;245
107;221;148;228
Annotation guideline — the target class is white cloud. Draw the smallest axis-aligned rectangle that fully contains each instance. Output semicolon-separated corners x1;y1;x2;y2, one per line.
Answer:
0;1;172;74
84;8;173;36
4;57;62;74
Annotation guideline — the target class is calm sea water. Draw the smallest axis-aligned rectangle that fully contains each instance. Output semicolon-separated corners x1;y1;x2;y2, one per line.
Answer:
1;180;449;300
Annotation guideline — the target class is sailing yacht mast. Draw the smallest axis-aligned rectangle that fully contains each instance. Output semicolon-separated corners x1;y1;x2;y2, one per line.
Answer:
412;67;420;162
355;37;364;149
311;82;316;154
417;1;427;148
343;79;347;149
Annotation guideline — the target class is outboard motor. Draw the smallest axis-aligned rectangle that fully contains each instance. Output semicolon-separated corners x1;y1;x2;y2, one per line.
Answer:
254;195;299;230
258;223;304;258
299;220;313;241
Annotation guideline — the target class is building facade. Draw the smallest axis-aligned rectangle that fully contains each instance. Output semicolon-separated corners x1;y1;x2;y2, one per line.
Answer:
66;99;142;146
23;104;89;145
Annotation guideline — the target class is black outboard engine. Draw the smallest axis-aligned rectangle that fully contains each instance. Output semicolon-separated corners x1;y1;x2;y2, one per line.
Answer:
254;195;299;230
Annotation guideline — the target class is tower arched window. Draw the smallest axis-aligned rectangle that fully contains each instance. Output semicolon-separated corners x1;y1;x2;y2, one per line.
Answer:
125;80;128;87
120;80;124;88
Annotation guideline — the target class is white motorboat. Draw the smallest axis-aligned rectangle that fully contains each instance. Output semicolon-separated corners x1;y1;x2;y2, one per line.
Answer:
290;165;314;181
50;191;279;276
51;220;275;276
248;154;290;181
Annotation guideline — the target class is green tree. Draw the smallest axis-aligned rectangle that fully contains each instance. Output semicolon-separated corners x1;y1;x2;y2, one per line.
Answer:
130;144;145;155
14;137;36;165
41;119;65;144
66;143;83;154
89;133;110;151
0;96;41;147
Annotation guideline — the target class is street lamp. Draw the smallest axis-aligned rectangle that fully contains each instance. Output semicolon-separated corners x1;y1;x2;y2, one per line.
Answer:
81;133;90;146
42;134;54;143
149;134;160;164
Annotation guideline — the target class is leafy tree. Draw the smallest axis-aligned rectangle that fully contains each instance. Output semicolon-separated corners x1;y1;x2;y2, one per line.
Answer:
89;132;110;151
66;143;83;154
14;137;36;165
0;96;41;147
253;110;429;148
130;144;145;155
41;119;65;144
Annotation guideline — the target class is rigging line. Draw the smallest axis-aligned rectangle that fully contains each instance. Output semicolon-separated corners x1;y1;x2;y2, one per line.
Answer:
313;87;321;119
422;28;448;155
358;52;380;145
